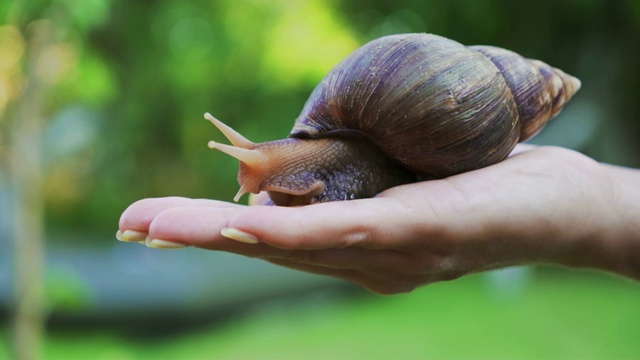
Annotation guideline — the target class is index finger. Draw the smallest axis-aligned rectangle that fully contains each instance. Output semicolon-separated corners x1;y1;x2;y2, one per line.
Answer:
225;196;419;250
118;196;243;232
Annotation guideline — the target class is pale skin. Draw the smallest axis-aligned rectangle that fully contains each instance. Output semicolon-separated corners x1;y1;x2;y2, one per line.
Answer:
117;144;640;294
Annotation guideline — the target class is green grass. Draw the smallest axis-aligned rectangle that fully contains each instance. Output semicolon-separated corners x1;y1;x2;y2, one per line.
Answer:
2;268;639;359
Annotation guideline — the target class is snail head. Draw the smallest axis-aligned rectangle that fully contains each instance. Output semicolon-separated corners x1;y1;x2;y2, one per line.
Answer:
205;113;413;206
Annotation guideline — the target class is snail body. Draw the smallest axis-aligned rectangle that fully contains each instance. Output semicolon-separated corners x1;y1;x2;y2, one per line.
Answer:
206;33;581;206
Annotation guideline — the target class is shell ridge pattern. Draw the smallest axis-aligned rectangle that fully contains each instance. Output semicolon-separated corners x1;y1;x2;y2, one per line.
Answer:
287;33;578;178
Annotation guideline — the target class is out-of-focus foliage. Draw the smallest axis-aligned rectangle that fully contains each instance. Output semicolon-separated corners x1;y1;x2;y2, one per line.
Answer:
1;0;639;236
1;1;639;358
2;270;639;359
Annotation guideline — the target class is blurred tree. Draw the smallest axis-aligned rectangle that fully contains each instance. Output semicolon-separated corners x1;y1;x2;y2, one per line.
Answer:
2;0;111;358
8;19;49;360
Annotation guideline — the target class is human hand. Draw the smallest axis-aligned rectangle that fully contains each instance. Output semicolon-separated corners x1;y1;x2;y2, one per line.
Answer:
117;144;637;294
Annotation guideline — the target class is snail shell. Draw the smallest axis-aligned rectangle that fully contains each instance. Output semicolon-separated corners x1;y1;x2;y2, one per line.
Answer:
290;33;580;177
206;33;581;206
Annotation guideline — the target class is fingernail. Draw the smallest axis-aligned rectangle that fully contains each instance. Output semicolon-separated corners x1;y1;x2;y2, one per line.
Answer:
145;238;188;249
116;230;148;242
221;228;259;244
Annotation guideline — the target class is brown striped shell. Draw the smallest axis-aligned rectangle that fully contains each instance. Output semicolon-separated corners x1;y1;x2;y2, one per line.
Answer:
289;33;581;178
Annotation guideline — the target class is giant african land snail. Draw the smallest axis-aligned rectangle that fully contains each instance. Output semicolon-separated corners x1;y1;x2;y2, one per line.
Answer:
205;33;581;206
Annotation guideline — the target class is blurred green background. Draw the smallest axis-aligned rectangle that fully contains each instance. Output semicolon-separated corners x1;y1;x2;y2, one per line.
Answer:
1;0;639;359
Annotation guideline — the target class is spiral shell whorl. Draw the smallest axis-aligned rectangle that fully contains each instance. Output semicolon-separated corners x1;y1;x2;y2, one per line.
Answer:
471;46;581;141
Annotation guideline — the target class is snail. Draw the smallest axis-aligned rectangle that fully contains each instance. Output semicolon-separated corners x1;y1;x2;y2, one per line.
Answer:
205;33;581;206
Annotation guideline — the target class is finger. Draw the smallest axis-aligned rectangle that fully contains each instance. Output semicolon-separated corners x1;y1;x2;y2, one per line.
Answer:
138;205;307;259
142;205;412;270
137;202;427;273
143;205;275;255
224;197;419;251
148;203;438;274
118;196;241;234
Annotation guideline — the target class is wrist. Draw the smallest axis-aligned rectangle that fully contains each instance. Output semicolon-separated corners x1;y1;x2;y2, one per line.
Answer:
607;165;640;280
571;164;640;280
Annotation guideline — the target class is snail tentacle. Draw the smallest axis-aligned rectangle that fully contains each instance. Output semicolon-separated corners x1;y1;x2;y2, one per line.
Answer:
205;112;254;148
